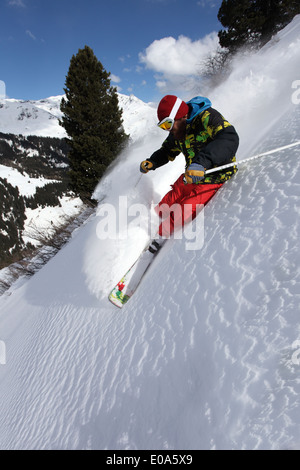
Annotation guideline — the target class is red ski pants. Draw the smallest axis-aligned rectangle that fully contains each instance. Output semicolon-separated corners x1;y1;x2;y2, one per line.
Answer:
155;174;223;237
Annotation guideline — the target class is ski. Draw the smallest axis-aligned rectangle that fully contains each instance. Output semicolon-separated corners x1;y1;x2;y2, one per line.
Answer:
108;241;162;308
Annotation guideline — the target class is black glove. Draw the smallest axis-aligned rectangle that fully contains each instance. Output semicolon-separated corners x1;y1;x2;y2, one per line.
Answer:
140;160;155;173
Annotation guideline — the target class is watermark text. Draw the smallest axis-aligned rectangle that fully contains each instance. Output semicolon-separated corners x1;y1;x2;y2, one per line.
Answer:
0;80;6;99
291;80;300;105
96;197;204;251
0;340;6;365
291;340;300;365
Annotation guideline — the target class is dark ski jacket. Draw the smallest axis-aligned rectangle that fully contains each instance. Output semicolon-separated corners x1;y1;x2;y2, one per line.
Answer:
149;97;240;184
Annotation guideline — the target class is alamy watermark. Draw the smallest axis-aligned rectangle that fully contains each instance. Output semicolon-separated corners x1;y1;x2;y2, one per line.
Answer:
96;196;204;251
291;80;300;105
0;340;6;365
291;340;300;366
0;80;6;99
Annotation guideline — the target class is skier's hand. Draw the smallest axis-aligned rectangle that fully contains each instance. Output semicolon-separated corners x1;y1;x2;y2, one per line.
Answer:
185;163;205;184
140;160;155;173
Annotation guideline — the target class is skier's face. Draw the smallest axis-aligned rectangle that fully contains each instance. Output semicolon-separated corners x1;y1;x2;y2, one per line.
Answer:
170;116;187;140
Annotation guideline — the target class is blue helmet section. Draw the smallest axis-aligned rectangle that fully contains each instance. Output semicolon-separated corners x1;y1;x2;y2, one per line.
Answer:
186;96;212;123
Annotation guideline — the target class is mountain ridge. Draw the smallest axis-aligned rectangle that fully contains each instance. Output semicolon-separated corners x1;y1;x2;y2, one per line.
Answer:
0;93;156;140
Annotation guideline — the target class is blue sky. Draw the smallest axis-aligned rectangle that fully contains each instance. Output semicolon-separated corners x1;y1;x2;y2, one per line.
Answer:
1;0;223;103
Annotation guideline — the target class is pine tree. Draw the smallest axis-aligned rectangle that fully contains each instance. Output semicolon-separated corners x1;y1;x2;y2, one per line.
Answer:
0;177;26;266
218;0;300;53
60;46;128;200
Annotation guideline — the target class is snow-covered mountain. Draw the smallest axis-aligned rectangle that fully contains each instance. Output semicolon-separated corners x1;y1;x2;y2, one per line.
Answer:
0;16;300;450
0;95;66;138
0;93;157;141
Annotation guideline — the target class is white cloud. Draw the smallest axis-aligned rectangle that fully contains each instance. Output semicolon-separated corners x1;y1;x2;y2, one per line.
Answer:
139;33;219;95
197;0;218;7
136;65;143;74
110;74;121;84
8;0;25;7
26;30;36;40
119;54;131;63
139;33;218;76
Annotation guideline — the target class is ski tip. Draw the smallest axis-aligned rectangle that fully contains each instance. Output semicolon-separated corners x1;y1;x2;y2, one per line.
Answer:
108;298;123;308
108;291;131;308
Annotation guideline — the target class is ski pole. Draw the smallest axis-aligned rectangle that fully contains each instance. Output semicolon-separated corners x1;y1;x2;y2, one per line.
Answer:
135;161;153;188
205;140;300;175
134;174;143;188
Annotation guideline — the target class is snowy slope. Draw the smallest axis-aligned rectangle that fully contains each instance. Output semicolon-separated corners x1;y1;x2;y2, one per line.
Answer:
0;164;60;197
0;96;66;138
0;17;300;450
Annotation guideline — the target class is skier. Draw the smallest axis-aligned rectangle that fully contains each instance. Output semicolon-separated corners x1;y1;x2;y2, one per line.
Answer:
109;95;240;307
140;95;239;252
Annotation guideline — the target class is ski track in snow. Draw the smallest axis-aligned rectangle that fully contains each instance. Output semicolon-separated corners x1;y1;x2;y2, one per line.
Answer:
1;18;300;450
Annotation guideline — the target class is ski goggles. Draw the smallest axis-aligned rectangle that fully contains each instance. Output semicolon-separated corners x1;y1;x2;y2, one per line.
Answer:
157;97;183;131
157;117;175;131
